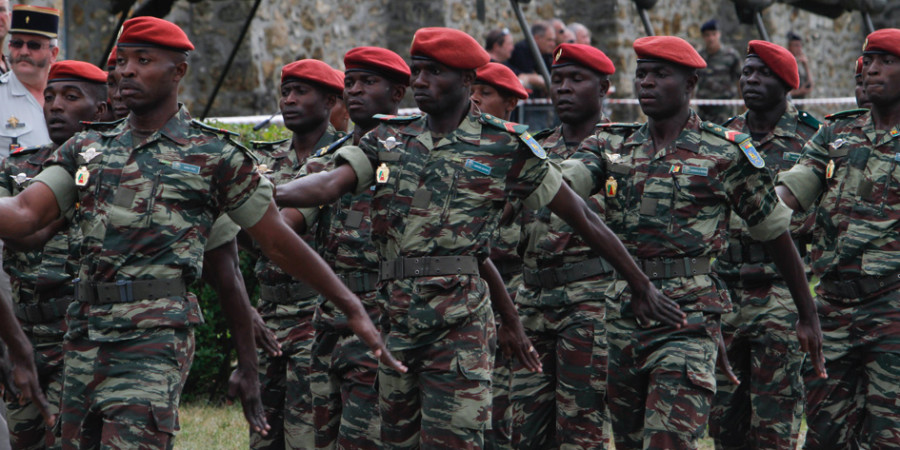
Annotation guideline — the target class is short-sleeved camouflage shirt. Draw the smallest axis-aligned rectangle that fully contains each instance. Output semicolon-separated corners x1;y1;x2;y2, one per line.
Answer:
572;111;791;316
332;113;562;347
33;106;273;338
714;104;820;279
778;111;900;283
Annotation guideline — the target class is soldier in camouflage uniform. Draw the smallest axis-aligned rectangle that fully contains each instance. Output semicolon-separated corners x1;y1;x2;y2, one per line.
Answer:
510;43;615;449
570;36;824;449
0;17;397;449
469;61;532;450
275;27;676;450
0;60;107;450
775;28;900;449
854;56;873;110
696;20;742;125
706;41;820;450
249;58;347;450
293;47;408;450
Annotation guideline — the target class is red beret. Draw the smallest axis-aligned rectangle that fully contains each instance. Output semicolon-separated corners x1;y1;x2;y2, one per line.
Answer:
476;63;528;99
552;43;615;75
117;16;194;52
48;60;108;84
344;47;411;85
280;59;344;94
410;27;490;70
107;47;117;71
746;40;799;90
633;36;707;69
856;56;864;76
863;28;900;57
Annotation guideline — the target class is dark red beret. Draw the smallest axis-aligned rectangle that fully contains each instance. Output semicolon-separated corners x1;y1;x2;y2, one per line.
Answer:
410;27;490;70
280;59;344;93
552;43;615;75
863;28;900;57
344;47;411;85
117;16;194;52
856;56;864;76
476;63;528;99
633;36;707;69
107;47;117;71
48;61;108;84
746;40;799;90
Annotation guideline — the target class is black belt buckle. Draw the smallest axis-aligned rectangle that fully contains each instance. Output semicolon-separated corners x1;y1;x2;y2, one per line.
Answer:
116;279;134;303
538;267;558;288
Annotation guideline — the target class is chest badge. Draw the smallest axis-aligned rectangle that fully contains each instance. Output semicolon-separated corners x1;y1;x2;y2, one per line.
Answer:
605;177;618;197
75;166;90;187
380;136;399;150
5;116;23;130
830;139;845;150
825;159;835;179
12;173;30;186
79;147;102;163
376;163;390;184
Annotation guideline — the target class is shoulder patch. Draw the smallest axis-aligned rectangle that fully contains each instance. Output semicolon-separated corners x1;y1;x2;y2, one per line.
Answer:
314;133;352;157
824;108;868;121
191;119;241;137
479;113;529;135
250;137;290;151
374;113;422;123
797;110;821;129
700;121;765;169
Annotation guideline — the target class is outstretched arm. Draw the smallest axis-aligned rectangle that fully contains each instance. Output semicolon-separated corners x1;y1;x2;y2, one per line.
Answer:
245;202;406;373
547;183;686;328
3;217;68;252
275;164;357;209
0;183;61;239
480;259;541;373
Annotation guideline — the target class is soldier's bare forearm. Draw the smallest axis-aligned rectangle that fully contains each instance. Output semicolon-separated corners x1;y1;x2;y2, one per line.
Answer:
202;240;258;371
0;183;61;239
775;185;803;212
275;164;356;209
4;217;67;252
481;259;518;325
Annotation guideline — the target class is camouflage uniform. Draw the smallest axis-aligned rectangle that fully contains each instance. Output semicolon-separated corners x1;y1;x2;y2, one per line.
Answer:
32;107;273;449
707;105;820;450
333;112;562;449
575;112;791;449
696;46;742;125
294;134;383;450
0;143;76;450
250;127;344;450
510;124;612;449
777;109;900;448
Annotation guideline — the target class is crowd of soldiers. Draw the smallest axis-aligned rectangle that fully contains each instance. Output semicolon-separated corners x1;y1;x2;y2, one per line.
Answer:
0;1;898;449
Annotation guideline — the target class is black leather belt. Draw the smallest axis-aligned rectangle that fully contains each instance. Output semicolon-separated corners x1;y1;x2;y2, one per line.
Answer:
379;256;480;282
260;281;319;304
523;257;614;289
336;272;379;294
76;278;187;305
721;238;806;264
820;273;900;300
15;296;73;323
634;256;712;280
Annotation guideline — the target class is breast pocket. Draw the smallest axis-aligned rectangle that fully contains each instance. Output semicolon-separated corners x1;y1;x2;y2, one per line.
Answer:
152;168;210;223
638;176;675;230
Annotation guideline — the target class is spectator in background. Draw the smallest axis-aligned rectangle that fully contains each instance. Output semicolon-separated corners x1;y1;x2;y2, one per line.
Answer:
696;19;742;124
485;27;514;64
508;21;556;96
558;27;575;45
550;18;567;45
0;0;11;74
788;32;813;99
569;22;591;46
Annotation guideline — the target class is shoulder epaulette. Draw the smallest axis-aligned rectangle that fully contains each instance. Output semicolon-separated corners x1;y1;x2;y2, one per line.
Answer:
722;116;738;127
700;121;765;169
374;113;422;123
314;133;352;157
9;145;42;156
797;110;821;129
532;128;556;141
479;113;547;159
191;119;240;137
249;137;290;151
598;122;641;129
824;108;868;121
82;117;126;130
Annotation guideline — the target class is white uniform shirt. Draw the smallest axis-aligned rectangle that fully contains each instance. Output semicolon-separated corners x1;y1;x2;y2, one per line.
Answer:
0;70;50;159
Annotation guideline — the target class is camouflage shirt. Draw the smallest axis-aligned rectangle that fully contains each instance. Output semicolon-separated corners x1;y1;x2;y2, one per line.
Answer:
33;106;273;340
333;113;562;348
516;123;610;307
572;111;791;317
697;45;742;100
714;104;820;280
777;110;900;283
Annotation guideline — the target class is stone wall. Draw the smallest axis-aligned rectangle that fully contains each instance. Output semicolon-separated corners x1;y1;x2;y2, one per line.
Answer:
38;1;899;119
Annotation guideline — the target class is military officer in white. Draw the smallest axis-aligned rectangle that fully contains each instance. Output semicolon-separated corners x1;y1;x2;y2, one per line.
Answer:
0;5;58;158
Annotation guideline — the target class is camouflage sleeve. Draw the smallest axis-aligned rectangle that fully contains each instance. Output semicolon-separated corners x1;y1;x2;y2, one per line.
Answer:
0;158;12;197
513;154;563;211
204;215;241;251
723;151;791;242
333;145;375;195
561;135;606;199
776;126;829;211
32;139;79;213
215;141;274;229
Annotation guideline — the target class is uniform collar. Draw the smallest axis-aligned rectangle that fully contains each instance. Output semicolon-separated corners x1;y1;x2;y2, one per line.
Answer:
413;113;481;149
103;104;192;147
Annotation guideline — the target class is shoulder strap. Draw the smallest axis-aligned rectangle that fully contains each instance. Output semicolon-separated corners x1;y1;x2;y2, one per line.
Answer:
797;110;821;129
190;119;240;137
824;108;868;121
314;133;353;157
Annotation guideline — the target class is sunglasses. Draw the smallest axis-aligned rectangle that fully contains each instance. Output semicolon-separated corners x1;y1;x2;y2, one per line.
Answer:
9;39;51;51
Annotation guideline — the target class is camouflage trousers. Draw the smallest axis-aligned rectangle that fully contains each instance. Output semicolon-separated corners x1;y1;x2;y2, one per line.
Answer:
309;326;380;449
379;305;495;450
709;282;805;450
607;312;720;450
802;291;900;449
59;327;194;450
7;338;64;450
484;347;511;450
251;311;316;450
510;301;609;449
